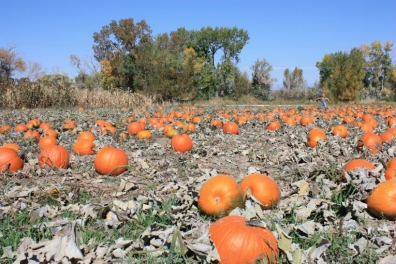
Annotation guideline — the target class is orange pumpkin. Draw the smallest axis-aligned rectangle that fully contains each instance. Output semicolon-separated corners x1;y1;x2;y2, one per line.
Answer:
380;131;394;143
198;174;244;216
332;125;348;138
42;128;58;139
38;136;57;149
2;143;20;152
137;130;152;139
266;120;281;131
300;115;314;126
23;130;41;142
366;180;396;220
94;146;128;176
223;122;239;134
306;128;326;147
77;131;96;141
39;145;69;169
171;134;193;152
359;133;382;154
128;122;145;135
0;147;24;172
209;215;278;264
343;159;375;172
210;120;223;129
0;125;12;134
240;174;280;210
73;139;95;155
14;124;27;133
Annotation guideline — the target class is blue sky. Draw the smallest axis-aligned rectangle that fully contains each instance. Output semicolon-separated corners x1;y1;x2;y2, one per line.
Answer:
1;0;395;88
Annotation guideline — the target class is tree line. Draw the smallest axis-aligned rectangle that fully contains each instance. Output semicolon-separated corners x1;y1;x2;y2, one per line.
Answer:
1;18;395;103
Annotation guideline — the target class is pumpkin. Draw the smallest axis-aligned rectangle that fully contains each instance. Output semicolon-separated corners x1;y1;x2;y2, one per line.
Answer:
360;122;373;133
73;139;95;155
388;117;396;127
128;122;145;135
343;159;375;172
165;128;179;138
380;131;394;143
359;132;382;154
163;125;175;135
0;147;24;172
266;120;281;131
77;131;96;141
366;180;396;220
300;115;314;126
0;125;12;134
14;124;27;133
384;167;396;180
39;145;69;169
283;116;296;126
23;130;41;142
209;215;278;264
94;146;128;176
42;128;58;139
223;122;239;134
306;128;326;147
171;133;193;152
198;174;244;216
182;123;196;133
332;125;348;138
2;143;20;152
38;136;57;149
240;173;280;210
342;116;355;124
192;116;203;124
137;130;152;139
210;119;223;129
39;122;51;130
28;118;41;128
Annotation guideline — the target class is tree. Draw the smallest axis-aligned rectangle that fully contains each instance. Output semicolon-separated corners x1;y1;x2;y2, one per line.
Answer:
0;45;26;81
282;67;304;99
25;61;45;82
92;18;152;91
70;54;101;89
360;40;394;96
250;59;276;100
316;48;366;101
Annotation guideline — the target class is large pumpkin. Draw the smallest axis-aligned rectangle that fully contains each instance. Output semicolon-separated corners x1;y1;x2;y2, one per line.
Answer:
198;174;244;216
94;146;128;176
171;134;193;152
332;125;348;138
77;131;96;141
209;215;278;264
0;147;24;172
39;145;69;169
240;174;280;210
366;180;396;220
306;128;326;147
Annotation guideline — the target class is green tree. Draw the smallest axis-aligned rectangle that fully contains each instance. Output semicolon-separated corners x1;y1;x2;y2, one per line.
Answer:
282;67;304;99
250;59;276;100
317;48;366;102
0;45;26;81
360;40;394;97
92;18;152;91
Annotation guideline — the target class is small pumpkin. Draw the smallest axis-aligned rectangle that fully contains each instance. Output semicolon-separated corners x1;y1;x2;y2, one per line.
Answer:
300;115;314;126
42;128;58;139
39;145;69;169
366;180;396;220
240;173;280;210
266;120;281;131
14;124;27;133
77;131;96;141
73;139;95;155
38;136;57;149
306;128;326;147
137;130;152;139
223;122;239;134
0;147;24;172
198;174;244;216
332;125;348;138
94;146;128;176
128;122;145;135
209;215;278;264
0;125;12;134
171;133;193;152
23;130;41;142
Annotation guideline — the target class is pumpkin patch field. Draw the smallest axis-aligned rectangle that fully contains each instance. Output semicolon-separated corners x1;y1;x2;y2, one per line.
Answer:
2;104;396;263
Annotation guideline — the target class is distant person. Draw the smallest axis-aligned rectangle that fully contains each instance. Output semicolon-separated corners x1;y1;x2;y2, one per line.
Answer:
316;94;330;108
